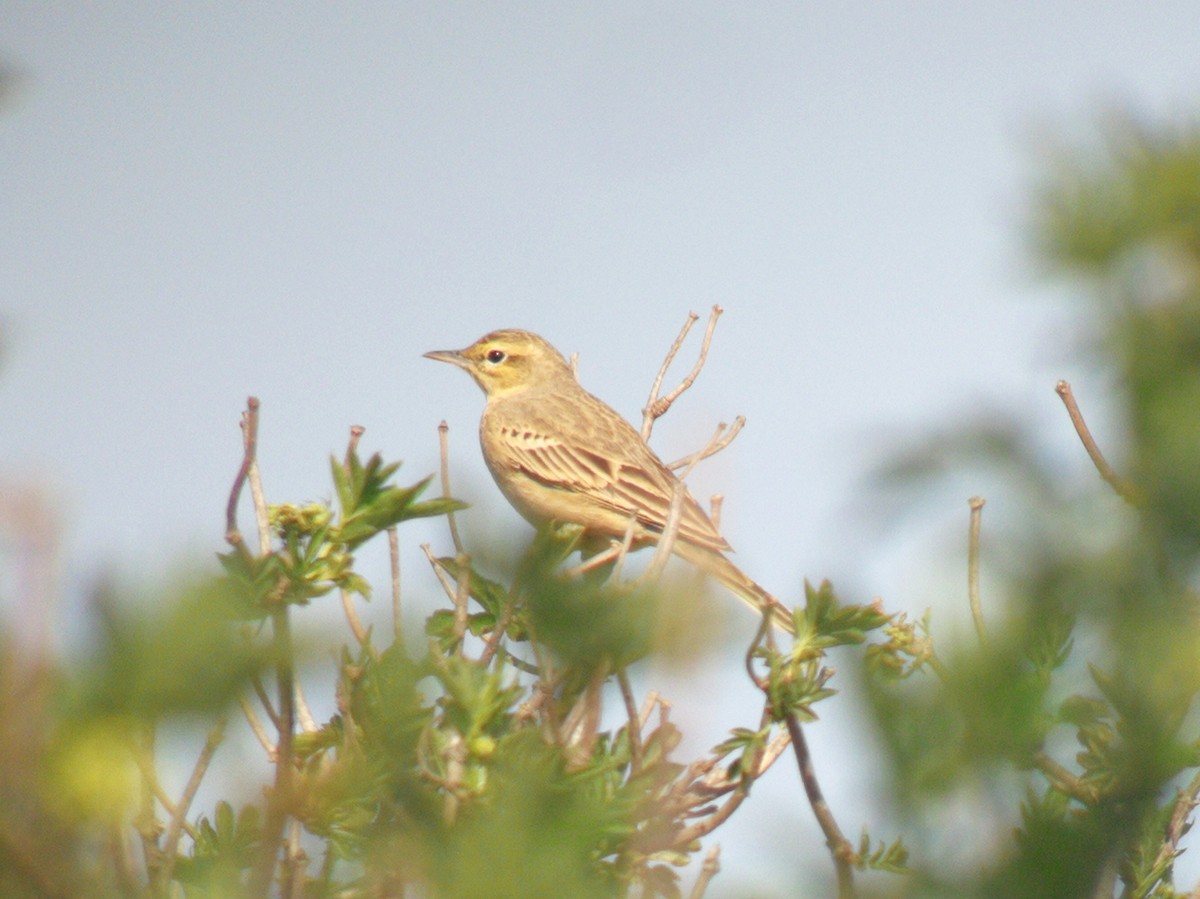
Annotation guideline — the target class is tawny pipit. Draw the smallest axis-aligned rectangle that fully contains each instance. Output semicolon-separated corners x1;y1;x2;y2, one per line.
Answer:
425;329;792;633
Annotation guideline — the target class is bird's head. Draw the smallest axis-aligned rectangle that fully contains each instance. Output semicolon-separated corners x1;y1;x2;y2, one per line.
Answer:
424;329;575;398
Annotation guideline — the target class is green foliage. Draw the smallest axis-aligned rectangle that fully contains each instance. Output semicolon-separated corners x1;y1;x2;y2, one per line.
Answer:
8;115;1200;898
863;119;1200;897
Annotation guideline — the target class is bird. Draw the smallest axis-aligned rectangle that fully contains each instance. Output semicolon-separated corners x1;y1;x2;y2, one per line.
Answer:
424;329;793;634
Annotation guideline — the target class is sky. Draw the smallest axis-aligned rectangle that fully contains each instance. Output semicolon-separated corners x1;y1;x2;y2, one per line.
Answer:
3;4;1199;895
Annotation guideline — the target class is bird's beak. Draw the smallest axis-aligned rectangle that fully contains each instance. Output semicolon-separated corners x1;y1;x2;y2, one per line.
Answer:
423;349;470;369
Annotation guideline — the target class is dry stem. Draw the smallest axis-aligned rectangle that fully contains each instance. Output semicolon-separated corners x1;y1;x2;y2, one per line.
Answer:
641;306;724;441
1055;380;1138;503
437;420;466;554
967;496;989;647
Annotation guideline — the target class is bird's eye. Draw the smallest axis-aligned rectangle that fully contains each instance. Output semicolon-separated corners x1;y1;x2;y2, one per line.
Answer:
486;349;507;364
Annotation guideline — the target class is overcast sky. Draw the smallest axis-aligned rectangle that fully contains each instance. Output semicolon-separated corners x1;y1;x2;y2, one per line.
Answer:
3;4;1199;895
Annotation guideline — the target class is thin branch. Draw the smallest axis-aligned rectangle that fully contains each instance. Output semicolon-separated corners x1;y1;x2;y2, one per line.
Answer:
638;691;663;730
1031;750;1097;805
617;669;644;775
688;845;722;899
250;671;280;730
785;712;857;898
637;480;686;586
239;695;275;755
248;606;296;898
131;738;197;842
609;515;639;582
133;723;164;880
225;397;261;547
1055;380;1139;503
667;417;746;471
438;421;466;555
672;709;773;848
388;525;402;639
452;552;471;652
107;822;141;899
281;820;307;899
709;494;724;533
421;543;459;603
563;515;637;580
641;311;700;440
339;587;369;647
294;680;318;734
345;424;364;459
155;719;226;892
479;592;515;667
967;496;989;648
642;305;724;440
247;444;271;558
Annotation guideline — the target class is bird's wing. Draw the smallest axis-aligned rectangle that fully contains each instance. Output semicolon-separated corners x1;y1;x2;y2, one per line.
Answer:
490;407;730;554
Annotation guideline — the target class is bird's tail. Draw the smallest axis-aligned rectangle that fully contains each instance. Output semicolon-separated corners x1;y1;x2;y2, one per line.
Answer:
670;540;796;635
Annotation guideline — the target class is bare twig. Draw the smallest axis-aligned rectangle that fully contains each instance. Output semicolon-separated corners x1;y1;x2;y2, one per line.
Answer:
131;738;197;843
155;719;226;891
609;515;639;582
388;525;402;639
294;681;318;734
564;515;638;581
564;542;622;578
688;845;722;899
282;821;307;899
617;669;644;775
132;724;164;880
339;587;369;647
638;481;687;586
239;695;275;755
967;496;989;647
1055;381;1139;503
709;494;724;532
437;421;466;555
666;417;746;471
250;672;280;730
247;449;271;558
421;543;459;603
649;306;724;430
345;424;364;458
638;691;663;730
479;593;515;667
452;552;471;651
248;605;297;897
672;709;774;848
225;397;261;547
785;712;857;898
642;312;700;440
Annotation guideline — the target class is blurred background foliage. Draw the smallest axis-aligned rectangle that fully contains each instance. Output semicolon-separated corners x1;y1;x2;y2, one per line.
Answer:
3;117;1200;898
